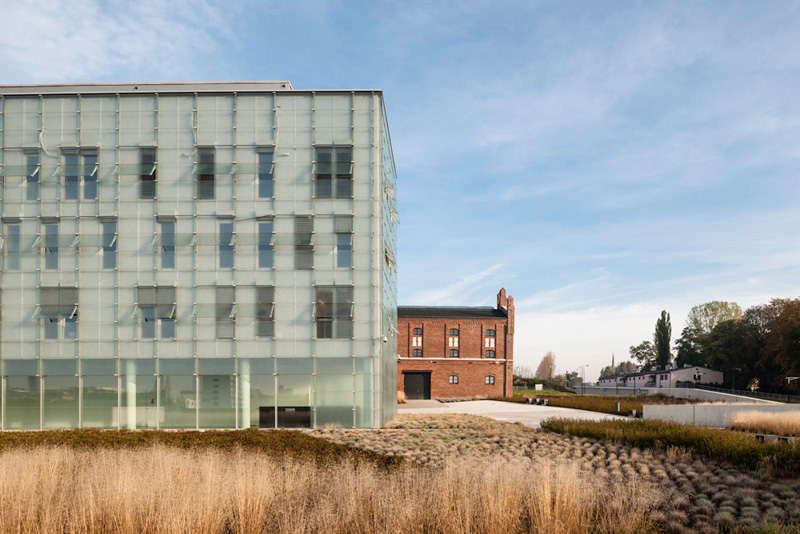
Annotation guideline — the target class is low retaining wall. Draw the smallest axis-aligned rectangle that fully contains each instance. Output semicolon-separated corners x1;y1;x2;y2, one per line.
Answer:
644;404;800;426
643;387;780;404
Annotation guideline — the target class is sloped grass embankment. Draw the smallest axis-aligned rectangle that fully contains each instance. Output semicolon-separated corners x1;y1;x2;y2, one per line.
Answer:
541;417;800;471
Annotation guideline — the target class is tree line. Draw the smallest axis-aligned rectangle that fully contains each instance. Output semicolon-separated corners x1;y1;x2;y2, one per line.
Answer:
625;299;800;394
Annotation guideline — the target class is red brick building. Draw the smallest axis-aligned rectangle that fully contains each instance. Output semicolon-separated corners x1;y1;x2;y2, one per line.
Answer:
397;289;514;399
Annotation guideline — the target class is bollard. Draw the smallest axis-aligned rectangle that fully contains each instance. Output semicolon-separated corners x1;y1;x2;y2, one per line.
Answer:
615;402;621;413
526;397;533;405
542;399;548;406
628;409;636;418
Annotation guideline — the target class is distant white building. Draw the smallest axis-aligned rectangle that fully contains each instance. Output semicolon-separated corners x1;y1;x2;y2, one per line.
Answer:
598;366;724;389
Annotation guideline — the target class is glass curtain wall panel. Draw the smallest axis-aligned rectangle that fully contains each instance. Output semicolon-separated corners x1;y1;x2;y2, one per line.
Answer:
119;359;157;429
276;358;313;428
4;360;40;429
42;359;79;429
237;358;274;429
315;358;354;427
355;358;374;428
81;359;118;428
159;359;196;429
198;359;235;428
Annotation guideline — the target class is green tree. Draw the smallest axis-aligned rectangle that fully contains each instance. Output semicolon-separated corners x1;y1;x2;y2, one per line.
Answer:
675;325;705;367
599;365;616;378
676;301;742;369
686;301;743;334
565;371;582;385
653;310;672;369
629;340;656;370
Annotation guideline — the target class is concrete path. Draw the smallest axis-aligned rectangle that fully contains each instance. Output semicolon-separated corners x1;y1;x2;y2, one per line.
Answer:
397;399;624;428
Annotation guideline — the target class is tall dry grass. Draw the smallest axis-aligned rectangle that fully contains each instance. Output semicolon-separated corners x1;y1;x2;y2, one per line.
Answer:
732;411;800;437
0;446;662;534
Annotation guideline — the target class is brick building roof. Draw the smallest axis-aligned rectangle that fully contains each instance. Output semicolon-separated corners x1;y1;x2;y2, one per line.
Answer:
398;306;508;319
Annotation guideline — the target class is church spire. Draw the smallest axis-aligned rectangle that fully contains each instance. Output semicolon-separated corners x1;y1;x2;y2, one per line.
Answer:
612;351;615;369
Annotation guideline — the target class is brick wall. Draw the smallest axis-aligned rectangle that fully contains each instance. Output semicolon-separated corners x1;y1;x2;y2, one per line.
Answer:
397;289;515;398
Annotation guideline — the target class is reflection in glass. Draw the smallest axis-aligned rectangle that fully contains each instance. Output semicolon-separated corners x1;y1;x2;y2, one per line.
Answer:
43;376;79;429
199;375;235;428
5;375;39;429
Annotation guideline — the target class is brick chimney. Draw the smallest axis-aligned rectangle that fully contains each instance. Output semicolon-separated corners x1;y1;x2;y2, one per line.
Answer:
507;295;515;336
497;288;507;310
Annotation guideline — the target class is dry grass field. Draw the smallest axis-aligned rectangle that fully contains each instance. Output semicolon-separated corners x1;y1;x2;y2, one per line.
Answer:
732;411;800;437
0;444;658;534
317;414;800;533
1;414;799;533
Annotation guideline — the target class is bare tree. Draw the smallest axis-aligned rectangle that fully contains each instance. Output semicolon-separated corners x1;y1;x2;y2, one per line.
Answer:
535;352;556;380
513;365;535;379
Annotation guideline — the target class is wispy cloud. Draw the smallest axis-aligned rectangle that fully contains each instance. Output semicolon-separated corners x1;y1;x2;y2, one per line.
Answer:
406;263;507;306
0;0;241;83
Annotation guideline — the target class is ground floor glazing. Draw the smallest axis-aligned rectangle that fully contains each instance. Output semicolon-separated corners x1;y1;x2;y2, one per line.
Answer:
1;357;375;430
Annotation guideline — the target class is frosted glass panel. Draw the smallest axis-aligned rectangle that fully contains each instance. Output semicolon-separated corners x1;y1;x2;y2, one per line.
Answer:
5;375;40;429
199;375;235;428
82;376;117;428
43;376;79;429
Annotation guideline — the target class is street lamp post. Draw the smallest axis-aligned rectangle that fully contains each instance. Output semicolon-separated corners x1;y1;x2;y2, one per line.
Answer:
577;365;588;395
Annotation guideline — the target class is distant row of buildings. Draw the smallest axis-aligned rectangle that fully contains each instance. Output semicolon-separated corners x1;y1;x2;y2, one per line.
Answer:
598;366;723;389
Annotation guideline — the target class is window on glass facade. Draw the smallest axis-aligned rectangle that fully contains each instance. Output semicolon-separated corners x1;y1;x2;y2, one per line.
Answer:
63;149;80;200
258;218;274;268
160;222;175;269
485;376;495;385
257;147;274;198
485;350;496;358
449;349;459;357
40;287;78;340
256;286;274;338
412;349;423;357
82;149;98;200
137;286;176;339
25;151;39;200
196;148;215;199
335;215;353;269
102;222;117;269
44;224;59;270
295;215;313;270
449;375;458;384
314;146;352;199
61;149;98;200
140;147;157;199
216;286;235;339
219;221;234;269
314;285;353;339
5;224;20;271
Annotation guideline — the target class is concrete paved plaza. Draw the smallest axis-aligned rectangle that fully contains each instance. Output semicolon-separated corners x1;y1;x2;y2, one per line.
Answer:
397;399;624;428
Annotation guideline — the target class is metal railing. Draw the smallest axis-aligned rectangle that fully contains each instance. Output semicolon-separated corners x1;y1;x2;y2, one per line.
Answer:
677;383;800;403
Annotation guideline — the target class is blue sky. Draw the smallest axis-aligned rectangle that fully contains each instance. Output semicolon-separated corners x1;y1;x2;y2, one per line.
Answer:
2;1;799;379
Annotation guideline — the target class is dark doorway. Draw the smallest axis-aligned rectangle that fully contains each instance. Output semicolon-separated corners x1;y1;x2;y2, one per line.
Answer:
404;371;431;400
259;406;312;428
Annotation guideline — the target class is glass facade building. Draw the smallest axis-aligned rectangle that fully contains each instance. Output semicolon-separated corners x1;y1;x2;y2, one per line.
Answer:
0;81;398;429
